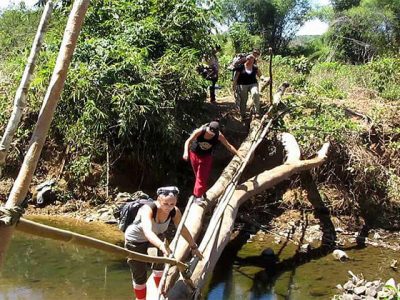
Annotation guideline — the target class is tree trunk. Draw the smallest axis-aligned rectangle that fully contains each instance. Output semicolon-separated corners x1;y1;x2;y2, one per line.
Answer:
162;118;262;292
0;0;90;267
0;1;54;174
167;134;330;299
163;84;289;293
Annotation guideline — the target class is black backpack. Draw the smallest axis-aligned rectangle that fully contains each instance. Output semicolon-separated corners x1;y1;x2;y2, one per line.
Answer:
227;53;248;71
113;191;176;232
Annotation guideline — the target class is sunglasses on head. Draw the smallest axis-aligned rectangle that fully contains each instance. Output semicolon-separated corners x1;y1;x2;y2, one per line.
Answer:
158;190;179;196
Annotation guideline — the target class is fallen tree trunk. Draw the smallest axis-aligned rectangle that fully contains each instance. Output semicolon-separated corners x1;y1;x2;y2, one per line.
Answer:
168;134;330;299
163;84;289;294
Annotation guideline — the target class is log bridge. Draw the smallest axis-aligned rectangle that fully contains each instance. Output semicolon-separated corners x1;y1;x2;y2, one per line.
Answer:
0;82;330;299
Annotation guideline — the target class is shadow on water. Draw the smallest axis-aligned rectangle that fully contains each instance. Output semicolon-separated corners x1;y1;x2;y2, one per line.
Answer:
205;171;399;300
205;227;399;300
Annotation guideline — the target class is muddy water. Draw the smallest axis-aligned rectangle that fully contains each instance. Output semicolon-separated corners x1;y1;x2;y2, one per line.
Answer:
1;218;399;299
206;235;400;300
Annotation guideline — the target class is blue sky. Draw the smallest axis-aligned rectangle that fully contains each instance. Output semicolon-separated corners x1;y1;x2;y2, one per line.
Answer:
1;0;331;35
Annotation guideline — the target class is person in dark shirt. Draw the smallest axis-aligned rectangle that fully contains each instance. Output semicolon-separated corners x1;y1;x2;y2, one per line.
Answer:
183;121;240;204
205;45;221;103
233;52;262;120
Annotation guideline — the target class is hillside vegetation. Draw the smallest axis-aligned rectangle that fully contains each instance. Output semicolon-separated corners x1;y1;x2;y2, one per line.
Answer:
0;0;399;229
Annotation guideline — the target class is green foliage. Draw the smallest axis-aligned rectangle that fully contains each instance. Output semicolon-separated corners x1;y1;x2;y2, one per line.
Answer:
306;62;351;99
326;1;399;62
228;22;261;53
0;6;41;61
68;155;92;182
0;0;216;188
218;0;311;52
364;57;400;100
281;94;361;150
269;55;310;89
331;0;361;12
48;0;215;184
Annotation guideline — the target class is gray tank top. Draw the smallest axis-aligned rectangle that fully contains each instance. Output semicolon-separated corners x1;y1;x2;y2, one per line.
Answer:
125;205;172;243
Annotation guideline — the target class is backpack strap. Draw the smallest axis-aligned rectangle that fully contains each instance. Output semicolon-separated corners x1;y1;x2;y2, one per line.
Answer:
147;201;157;220
148;202;176;222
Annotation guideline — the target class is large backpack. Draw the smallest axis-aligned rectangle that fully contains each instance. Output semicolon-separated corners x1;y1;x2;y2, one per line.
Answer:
227;53;249;71
113;191;152;232
113;191;176;232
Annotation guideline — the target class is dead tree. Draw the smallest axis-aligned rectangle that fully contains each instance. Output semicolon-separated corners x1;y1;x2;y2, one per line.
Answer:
0;0;90;267
0;1;54;175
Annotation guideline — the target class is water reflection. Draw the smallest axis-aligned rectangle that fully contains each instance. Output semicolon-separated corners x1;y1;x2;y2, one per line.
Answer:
0;233;132;300
206;231;400;300
1;231;398;300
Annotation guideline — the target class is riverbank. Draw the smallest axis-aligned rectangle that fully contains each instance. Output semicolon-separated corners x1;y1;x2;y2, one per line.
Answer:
24;199;400;253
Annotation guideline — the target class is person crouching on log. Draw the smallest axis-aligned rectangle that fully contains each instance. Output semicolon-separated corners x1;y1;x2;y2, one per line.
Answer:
125;186;203;300
183;120;240;205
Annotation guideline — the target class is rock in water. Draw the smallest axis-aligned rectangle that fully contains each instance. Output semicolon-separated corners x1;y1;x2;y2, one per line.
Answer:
332;249;349;261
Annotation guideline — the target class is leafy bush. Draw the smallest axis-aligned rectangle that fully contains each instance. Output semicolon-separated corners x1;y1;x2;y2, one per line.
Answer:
364;57;400;100
0;0;217;190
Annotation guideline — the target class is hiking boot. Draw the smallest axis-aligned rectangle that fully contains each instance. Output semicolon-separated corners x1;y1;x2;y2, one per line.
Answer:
193;196;208;208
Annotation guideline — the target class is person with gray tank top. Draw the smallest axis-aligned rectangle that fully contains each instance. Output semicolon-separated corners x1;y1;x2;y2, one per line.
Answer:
125;186;203;300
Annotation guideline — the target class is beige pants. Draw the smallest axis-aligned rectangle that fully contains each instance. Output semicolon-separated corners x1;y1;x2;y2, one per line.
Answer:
236;83;260;118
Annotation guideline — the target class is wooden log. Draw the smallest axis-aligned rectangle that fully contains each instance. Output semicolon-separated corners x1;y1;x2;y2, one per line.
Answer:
0;1;54;173
168;135;330;299
15;218;187;270
163;84;290;293
162;118;261;293
0;0;90;267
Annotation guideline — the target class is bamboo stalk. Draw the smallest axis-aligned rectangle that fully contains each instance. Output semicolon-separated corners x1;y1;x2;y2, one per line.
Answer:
268;47;273;105
0;0;90;267
0;1;54;172
16;218;187;270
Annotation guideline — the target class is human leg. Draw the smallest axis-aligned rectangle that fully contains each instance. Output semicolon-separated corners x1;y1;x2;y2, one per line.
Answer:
151;244;166;288
189;151;201;197
209;77;217;103
249;83;261;115
126;241;150;300
191;153;213;198
238;84;250;119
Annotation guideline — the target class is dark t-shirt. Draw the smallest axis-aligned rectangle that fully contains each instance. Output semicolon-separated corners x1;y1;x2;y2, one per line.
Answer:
190;128;220;156
236;64;258;85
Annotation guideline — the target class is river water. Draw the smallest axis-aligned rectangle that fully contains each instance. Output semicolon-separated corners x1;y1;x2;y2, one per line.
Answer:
0;220;399;299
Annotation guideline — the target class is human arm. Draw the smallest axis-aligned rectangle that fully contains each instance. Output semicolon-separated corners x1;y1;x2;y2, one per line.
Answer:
140;206;171;256
218;133;241;158
183;128;202;161
172;208;203;259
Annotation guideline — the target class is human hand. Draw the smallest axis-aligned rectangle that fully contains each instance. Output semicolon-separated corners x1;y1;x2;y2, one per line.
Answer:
159;242;172;256
191;248;204;259
183;152;189;161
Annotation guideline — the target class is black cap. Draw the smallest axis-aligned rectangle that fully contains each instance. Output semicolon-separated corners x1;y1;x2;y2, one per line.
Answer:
209;121;219;133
